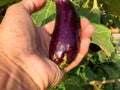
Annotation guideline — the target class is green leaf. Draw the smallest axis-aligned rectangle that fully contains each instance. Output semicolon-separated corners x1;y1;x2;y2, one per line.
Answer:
95;68;107;80
103;84;113;90
66;84;84;90
102;64;120;79
79;65;94;82
113;54;120;67
32;1;56;27
0;0;13;6
85;66;95;82
113;18;120;29
91;24;115;57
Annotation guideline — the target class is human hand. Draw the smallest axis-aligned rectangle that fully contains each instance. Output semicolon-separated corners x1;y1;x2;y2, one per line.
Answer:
0;0;94;89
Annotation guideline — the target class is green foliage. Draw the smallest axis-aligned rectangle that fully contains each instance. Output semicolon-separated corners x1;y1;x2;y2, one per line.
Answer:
91;24;114;56
0;0;14;6
0;0;21;22
0;0;20;6
103;0;120;16
1;0;120;90
32;1;56;27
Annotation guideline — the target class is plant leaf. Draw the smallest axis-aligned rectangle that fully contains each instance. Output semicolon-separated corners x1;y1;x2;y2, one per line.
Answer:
91;24;115;57
0;0;13;6
102;64;120;79
32;1;56;27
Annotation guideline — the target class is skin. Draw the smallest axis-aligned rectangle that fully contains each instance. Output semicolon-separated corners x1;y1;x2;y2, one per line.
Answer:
0;0;94;90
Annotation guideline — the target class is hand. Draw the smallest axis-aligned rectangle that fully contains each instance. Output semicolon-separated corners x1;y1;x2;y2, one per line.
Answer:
0;0;94;89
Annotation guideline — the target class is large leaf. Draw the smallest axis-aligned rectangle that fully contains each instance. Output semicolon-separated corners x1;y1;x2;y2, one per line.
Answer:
91;24;115;57
32;1;56;27
80;7;115;57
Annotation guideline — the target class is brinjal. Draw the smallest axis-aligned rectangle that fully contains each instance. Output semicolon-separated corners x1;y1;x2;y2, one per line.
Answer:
49;0;80;69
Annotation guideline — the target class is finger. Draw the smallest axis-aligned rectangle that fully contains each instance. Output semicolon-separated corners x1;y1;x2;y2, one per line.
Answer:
80;18;94;38
79;25;94;56
81;18;90;30
22;0;46;13
2;0;46;23
0;0;47;33
39;20;55;35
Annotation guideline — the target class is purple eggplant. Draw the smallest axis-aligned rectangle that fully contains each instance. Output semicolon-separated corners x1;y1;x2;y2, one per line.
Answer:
49;0;80;69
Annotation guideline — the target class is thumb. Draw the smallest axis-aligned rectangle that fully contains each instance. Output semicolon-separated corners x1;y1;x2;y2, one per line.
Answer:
22;0;47;14
1;0;46;26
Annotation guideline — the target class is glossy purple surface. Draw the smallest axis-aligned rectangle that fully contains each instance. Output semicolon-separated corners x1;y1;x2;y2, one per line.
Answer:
49;0;80;68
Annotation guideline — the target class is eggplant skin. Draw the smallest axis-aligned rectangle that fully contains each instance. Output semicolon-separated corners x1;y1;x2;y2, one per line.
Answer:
49;0;80;69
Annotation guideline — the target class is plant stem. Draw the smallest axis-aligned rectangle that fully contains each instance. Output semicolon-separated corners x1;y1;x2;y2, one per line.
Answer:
87;78;120;85
92;0;98;9
82;0;90;8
